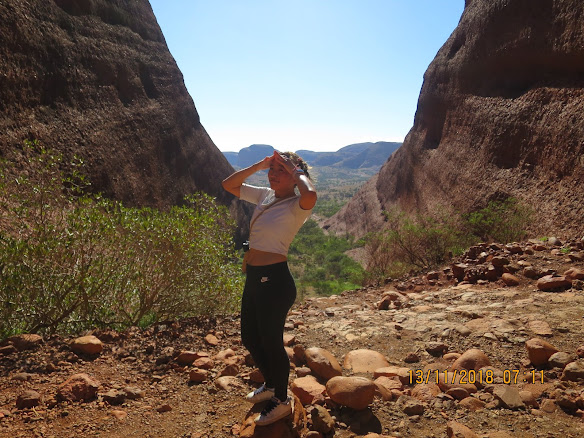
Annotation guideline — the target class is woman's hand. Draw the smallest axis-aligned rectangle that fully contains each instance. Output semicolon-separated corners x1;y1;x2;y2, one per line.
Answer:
256;154;274;171
272;151;297;174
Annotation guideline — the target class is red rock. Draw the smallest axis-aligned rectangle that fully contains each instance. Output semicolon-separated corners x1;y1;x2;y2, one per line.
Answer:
525;338;559;366
204;334;219;346
110;410;127;420
214;376;242;392
451;349;491;371
459;397;486;411
326;376;376;410
6;334;43;351
16;390;41;409
374;366;411;385
57;373;100;402
411;383;441;402
565;268;584;280
343;349;390;373
214;348;235;361
176;350;200;365
70;335;103;355
501;273;520;286
290;376;326;405
536;275;572;291
304;347;342;381
374;376;404;401
447;421;479;438
189;368;209;383
193;357;214;369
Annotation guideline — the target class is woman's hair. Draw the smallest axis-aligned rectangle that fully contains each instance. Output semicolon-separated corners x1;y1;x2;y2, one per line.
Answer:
280;151;312;180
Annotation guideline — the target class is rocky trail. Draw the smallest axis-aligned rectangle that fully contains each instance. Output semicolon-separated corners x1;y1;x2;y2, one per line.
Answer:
1;238;584;438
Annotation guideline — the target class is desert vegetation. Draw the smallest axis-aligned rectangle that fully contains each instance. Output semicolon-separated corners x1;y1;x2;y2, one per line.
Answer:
0;141;243;339
364;199;533;284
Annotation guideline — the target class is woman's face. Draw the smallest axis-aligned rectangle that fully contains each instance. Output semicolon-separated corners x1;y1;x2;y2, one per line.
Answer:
268;160;295;192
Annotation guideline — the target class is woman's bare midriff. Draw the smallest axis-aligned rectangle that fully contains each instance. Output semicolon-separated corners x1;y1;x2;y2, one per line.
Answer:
246;248;287;266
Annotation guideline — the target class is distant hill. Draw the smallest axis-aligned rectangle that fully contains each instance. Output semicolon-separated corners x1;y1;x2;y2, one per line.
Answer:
223;142;401;171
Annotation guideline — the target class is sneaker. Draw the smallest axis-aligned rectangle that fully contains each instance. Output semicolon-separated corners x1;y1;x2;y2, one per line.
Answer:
245;383;275;404
254;396;293;426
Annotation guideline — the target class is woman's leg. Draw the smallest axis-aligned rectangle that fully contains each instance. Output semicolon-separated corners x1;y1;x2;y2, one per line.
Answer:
240;271;275;388
253;263;296;401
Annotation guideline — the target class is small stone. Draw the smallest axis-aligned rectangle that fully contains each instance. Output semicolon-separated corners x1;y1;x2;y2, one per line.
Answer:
189;368;208;383
540;399;557;413
492;385;525;410
110;410;127;420
214;376;242;392
560;359;584;381
501;273;520;286
425;342;448;357
16;390;41;409
123;386;145;399
525;338;559;366
459;397;486;411
70;335;103;355
290;375;326;405
102;389;126;405
446;420;479;438
156;404;172;413
175;350;200;365
204;334;219;346
548;352;576;369
310;405;335;434
57;373;100;402
401;396;425;416
451;349;491;371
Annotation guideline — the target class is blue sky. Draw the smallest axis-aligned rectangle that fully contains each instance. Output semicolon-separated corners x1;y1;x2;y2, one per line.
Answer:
148;1;464;152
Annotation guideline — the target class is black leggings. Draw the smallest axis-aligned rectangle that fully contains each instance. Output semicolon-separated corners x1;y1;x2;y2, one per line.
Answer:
241;262;296;401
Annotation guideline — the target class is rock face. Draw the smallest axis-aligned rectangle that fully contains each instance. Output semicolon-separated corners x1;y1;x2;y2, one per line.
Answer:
325;0;584;239
0;0;249;234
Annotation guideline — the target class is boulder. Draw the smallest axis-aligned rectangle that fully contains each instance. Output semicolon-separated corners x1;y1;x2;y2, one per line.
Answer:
304;347;342;381
290;376;326;405
536;275;572;291
343;349;390;373
326;376;376;410
525;338;559;366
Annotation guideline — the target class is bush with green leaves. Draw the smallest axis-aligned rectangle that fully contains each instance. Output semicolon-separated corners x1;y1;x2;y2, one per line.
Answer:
364;208;473;283
0;141;242;339
288;219;363;297
463;197;532;243
364;199;532;284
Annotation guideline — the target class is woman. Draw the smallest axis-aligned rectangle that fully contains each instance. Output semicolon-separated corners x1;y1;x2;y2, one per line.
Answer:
222;150;317;426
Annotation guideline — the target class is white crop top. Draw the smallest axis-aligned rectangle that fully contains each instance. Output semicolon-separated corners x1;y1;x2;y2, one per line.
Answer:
240;183;312;255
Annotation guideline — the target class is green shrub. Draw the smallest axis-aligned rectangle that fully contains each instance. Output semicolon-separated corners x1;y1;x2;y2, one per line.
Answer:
364;198;533;285
364;208;474;284
288;219;363;297
0;141;242;338
464;198;532;243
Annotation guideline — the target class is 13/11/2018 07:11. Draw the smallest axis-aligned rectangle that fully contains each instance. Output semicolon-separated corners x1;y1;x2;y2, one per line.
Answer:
408;369;545;385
